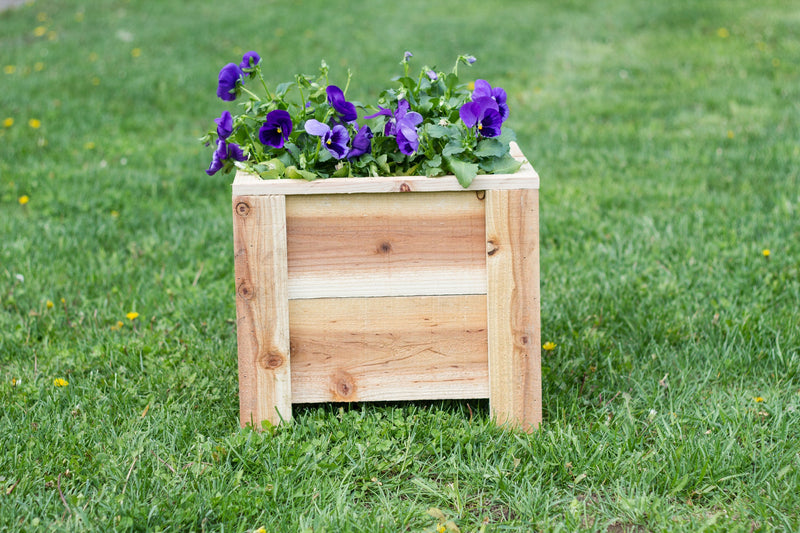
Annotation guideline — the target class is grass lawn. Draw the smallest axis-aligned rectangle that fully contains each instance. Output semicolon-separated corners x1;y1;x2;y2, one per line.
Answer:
2;0;799;531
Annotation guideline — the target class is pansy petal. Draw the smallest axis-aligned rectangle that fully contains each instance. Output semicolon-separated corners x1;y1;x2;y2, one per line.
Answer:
472;79;492;100
215;110;233;139
227;143;247;161
396;99;410;119
363;105;393;120
459;101;480;128
304;119;330;137
402;111;423;127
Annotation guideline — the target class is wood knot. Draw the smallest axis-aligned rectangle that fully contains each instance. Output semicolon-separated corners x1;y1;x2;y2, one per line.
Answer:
260;352;284;370
399;182;411;192
377;241;392;254
236;281;254;300
235;201;251;217
487;240;499;256
332;371;356;400
475;190;486;200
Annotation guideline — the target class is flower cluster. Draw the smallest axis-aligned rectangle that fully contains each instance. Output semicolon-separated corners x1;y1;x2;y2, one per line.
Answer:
202;52;521;187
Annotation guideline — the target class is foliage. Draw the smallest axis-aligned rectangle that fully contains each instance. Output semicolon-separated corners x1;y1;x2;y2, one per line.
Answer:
200;52;520;187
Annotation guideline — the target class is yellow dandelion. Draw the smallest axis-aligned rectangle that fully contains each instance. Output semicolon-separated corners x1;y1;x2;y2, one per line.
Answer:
716;28;730;39
34;62;44;72
60;298;66;304
753;396;764;403
110;210;120;218
54;378;69;387
12;378;20;387
28;119;41;129
18;195;29;205
126;312;139;321
542;341;557;351
84;141;96;150
46;300;54;309
131;48;141;58
33;26;47;37
727;130;735;139
3;117;13;128
762;249;770;258
437;525;446;533
255;528;267;533
3;65;16;74
37;12;47;22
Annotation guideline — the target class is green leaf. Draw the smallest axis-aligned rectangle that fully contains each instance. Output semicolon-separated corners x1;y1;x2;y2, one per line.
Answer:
445;73;460;92
285;166;318;181
444;155;479;188
376;154;391;175
474;138;506;158
425;124;453;139
497;127;517;145
442;140;465;157
275;82;294;97
478;154;523;174
332;165;349;177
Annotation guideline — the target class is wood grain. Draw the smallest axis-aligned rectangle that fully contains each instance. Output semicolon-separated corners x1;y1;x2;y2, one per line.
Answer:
288;295;489;403
285;192;487;299
232;195;292;427
485;189;542;431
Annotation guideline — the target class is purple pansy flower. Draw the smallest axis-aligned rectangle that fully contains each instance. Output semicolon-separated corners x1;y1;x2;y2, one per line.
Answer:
206;139;247;176
404;51;413;61
426;70;438;81
364;99;423;155
472;79;508;122
459;97;502;138
217;63;243;101
347;124;373;159
215;110;233;140
259;109;293;149
326;85;358;123
466;55;477;65
240;51;261;76
305;119;350;159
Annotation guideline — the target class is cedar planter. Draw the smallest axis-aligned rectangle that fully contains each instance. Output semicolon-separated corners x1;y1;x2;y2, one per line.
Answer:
232;142;541;431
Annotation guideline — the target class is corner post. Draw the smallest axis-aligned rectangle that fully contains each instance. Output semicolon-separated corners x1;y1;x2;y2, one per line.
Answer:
232;194;292;429
485;189;542;431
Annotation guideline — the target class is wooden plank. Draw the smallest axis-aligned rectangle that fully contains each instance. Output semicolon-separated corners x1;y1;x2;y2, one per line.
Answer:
285;192;487;299
232;142;538;196
232;195;292;428
485;189;542;431
288;295;489;403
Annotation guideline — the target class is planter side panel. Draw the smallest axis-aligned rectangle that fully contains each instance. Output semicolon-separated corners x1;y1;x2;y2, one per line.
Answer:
289;295;489;402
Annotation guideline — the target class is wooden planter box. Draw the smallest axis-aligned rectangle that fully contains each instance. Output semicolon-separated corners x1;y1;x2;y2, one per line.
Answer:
232;142;541;431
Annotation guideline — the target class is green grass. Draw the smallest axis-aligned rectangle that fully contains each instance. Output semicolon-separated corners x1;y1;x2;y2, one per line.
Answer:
1;0;799;531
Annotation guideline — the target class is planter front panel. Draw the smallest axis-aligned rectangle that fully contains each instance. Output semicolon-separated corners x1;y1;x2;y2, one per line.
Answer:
289;295;489;403
285;192;487;299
